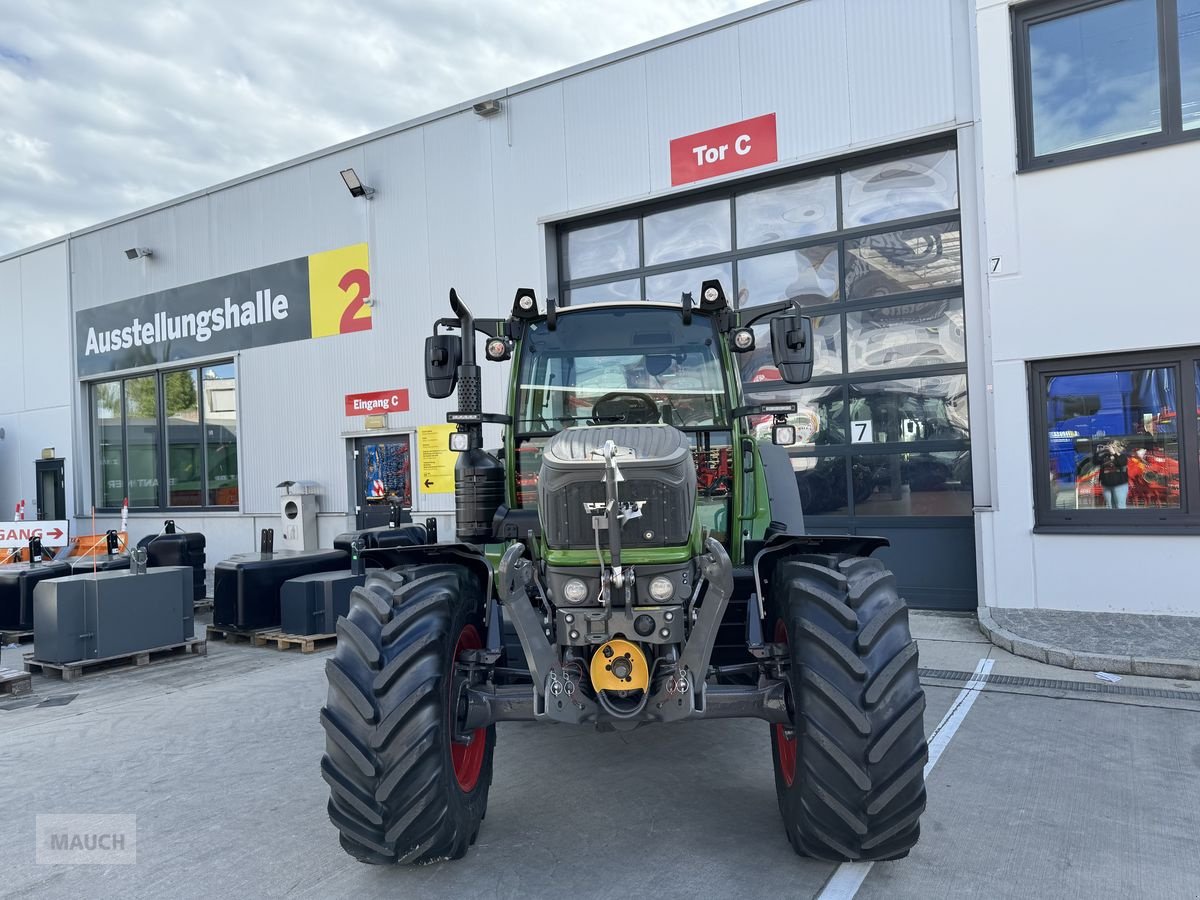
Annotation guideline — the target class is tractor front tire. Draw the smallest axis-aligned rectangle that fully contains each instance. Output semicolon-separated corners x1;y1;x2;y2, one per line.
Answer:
321;565;495;864
769;555;927;861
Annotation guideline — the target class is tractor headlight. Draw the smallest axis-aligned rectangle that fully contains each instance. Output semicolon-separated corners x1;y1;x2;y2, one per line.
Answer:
562;578;589;604
449;431;471;452
648;575;674;602
730;328;755;352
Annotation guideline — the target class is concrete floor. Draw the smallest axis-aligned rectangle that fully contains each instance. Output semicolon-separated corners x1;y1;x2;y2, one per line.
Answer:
2;611;1199;900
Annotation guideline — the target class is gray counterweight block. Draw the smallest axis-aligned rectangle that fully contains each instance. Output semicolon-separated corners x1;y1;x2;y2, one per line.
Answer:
280;571;366;636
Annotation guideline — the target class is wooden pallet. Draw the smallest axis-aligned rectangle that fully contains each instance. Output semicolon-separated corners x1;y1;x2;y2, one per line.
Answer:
1;629;35;645
252;630;337;654
193;598;214;613
205;624;275;645
23;638;207;682
0;666;32;695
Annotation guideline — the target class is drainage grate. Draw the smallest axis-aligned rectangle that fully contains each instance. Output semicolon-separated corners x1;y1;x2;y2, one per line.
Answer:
919;667;1200;702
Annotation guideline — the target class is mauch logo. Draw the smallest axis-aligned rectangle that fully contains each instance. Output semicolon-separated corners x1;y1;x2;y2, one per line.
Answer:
36;814;137;865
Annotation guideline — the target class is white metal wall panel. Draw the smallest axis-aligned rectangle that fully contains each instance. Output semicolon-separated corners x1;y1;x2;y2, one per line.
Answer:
489;83;569;298
17;406;73;518
19;243;71;411
645;27;744;193
0;259;25;413
0;413;18;515
562;57;651;210
738;0;853;160
843;0;957;144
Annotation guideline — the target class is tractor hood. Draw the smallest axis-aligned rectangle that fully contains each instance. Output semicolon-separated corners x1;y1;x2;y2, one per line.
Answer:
537;425;697;551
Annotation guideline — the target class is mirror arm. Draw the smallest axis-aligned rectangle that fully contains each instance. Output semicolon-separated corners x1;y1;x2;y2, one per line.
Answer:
739;298;799;329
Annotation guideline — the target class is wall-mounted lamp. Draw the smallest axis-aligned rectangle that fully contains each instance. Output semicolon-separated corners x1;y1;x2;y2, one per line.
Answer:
124;247;152;260
473;99;502;117
340;168;374;199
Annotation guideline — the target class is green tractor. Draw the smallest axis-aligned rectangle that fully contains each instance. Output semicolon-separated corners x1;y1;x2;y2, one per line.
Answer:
320;283;928;864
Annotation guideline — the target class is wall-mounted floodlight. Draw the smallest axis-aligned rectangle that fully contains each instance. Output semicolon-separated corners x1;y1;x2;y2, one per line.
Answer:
124;247;152;260
473;99;502;117
340;168;374;199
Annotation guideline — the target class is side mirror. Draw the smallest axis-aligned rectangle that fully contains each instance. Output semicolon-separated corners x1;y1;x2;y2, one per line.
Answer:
425;333;462;399
769;314;814;384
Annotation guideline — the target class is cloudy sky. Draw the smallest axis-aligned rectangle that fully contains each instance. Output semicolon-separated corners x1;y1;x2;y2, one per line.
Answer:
0;0;761;256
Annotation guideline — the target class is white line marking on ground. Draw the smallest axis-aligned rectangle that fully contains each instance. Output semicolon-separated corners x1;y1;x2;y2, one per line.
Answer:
814;657;994;900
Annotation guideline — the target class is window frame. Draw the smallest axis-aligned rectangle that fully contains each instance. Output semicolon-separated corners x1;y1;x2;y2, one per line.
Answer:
1013;0;1198;171
88;360;240;513
1028;347;1200;533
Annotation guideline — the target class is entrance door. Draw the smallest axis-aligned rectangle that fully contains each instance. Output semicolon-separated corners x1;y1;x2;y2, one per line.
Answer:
35;458;66;520
352;436;414;529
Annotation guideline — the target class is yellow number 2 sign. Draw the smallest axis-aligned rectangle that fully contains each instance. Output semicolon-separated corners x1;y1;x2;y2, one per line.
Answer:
308;242;372;338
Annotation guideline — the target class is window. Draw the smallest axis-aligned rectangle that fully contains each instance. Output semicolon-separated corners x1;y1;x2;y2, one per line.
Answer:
89;362;238;510
1029;348;1200;531
1014;0;1200;169
557;141;968;523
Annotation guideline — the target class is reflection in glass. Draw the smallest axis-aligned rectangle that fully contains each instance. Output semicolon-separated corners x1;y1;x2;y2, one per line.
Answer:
841;151;958;228
563;219;639;281
845;223;961;299
1181;0;1200;130
737;245;839;310
853;451;973;516
1028;0;1161;155
791;456;850;515
124;375;160;507
736;176;837;246
741;386;846;447
514;438;549;508
1044;367;1180;511
165;369;202;506
644;263;732;303
849;375;969;444
565;278;642;305
204;364;239;507
741;313;842;384
643;199;731;266
847;298;965;373
92;381;123;508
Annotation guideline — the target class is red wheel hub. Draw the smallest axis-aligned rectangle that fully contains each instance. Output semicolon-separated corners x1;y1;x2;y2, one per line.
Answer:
774;619;798;787
450;624;486;792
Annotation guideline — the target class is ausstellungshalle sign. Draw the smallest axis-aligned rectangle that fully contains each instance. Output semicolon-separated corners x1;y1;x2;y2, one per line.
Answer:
75;243;371;376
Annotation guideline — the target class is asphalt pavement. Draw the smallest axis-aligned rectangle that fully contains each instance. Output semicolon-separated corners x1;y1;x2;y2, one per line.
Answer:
1;611;1198;899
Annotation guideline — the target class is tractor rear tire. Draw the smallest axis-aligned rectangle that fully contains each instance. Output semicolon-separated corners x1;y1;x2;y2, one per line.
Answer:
321;565;495;864
769;554;927;861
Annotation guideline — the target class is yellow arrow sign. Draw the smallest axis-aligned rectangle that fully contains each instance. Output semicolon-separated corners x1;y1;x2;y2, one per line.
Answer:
417;425;457;494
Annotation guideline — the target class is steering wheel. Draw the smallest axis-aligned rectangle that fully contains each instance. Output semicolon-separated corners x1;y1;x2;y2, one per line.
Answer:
591;392;661;425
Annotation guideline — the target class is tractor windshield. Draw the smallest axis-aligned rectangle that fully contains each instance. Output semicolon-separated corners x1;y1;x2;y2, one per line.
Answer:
515;307;729;433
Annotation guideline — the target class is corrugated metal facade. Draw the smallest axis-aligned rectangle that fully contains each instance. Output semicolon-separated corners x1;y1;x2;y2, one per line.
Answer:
0;0;972;568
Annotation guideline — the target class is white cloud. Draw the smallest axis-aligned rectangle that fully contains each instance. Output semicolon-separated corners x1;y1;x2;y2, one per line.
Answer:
0;0;761;254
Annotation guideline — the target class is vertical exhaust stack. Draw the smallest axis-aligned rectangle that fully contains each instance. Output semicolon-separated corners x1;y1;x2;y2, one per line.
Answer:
448;289;505;543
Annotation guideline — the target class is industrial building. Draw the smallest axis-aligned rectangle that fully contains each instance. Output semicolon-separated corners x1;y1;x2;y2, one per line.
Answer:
0;0;1195;618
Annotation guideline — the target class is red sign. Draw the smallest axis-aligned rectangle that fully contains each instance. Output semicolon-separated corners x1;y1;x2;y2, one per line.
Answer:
669;113;778;186
345;389;409;416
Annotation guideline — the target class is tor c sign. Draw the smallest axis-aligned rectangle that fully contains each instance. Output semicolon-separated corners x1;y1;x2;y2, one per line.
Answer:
669;113;778;186
345;389;409;416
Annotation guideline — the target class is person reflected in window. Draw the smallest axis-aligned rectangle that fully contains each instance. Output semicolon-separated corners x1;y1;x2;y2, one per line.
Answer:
1093;440;1130;509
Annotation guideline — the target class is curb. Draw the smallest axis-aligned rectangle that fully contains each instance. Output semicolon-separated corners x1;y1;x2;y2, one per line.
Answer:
975;608;1200;681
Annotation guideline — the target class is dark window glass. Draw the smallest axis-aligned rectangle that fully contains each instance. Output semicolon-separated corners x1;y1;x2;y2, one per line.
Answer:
514;438;548;508
1180;0;1200;130
92;381;123;509
644;263;732;304
847;298;965;373
124;375;160;507
1044;367;1180;511
845;223;961;300
643;199;730;266
562;219;639;281
564;278;642;305
848;375;970;444
165;369;201;507
794;456;851;516
853;451;973;516
1027;0;1161;156
741;313;843;385
204;364;239;507
841;151;958;228
737;244;839;310
736;176;837;247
